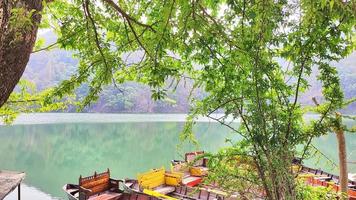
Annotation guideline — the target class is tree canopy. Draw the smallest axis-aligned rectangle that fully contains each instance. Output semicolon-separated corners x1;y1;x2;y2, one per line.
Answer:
1;0;355;199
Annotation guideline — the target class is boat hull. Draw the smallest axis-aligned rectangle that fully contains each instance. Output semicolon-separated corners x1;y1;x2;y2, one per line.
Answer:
62;184;79;200
63;182;162;200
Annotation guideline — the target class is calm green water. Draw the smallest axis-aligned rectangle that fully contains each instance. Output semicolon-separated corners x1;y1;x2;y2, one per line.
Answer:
0;114;355;200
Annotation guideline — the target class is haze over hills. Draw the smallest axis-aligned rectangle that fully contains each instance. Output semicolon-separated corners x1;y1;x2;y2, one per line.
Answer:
24;31;356;113
300;52;356;114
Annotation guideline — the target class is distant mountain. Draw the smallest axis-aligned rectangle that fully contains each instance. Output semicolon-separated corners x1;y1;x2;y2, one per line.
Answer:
25;31;198;113
23;32;356;114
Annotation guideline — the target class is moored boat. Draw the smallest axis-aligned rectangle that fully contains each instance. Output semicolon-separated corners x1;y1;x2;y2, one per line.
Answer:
129;167;238;200
64;152;356;199
172;152;356;199
298;165;356;199
62;169;149;200
63;184;79;200
63;167;238;200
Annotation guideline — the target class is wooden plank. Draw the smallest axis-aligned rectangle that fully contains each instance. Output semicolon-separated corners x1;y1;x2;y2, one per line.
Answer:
78;170;114;198
140;176;165;189
82;177;110;189
89;183;110;195
165;172;183;186
154;186;175;194
138;168;165;180
143;189;178;200
0;170;25;200
88;192;122;200
182;176;202;187
190;167;208;176
81;174;110;185
138;168;165;189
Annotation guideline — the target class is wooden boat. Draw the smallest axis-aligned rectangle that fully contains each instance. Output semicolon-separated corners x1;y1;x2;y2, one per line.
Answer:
62;169;148;200
171;151;208;178
172;152;356;199
64;152;356;199
64;179;235;200
298;165;356;199
63;167;238;200
63;184;79;200
126;169;239;200
63;179;160;200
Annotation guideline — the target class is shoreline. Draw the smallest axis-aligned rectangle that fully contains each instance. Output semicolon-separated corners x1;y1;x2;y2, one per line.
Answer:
1;112;353;126
1;113;237;125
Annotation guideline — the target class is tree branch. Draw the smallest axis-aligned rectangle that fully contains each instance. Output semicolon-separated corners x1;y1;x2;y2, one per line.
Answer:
126;19;152;59
102;0;155;32
154;0;175;64
5;99;39;104
83;0;109;73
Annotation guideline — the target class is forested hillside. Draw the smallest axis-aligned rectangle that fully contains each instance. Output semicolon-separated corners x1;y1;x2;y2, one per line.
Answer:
24;31;356;113
24;31;200;113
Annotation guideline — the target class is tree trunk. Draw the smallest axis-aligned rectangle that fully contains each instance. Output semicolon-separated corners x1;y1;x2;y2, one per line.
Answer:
0;0;43;107
336;128;348;197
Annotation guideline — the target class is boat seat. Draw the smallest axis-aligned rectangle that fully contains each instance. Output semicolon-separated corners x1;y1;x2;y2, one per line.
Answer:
184;151;209;177
315;176;330;180
137;167;183;190
88;192;122;200
182;176;202;187
79;169;120;200
137;167;183;197
154;186;175;194
190;166;208;177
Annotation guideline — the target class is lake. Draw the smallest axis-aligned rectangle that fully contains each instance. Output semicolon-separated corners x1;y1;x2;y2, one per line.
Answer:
0;113;355;200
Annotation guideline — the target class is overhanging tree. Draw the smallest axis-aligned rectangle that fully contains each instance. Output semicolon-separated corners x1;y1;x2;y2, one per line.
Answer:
44;1;355;199
1;0;355;199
